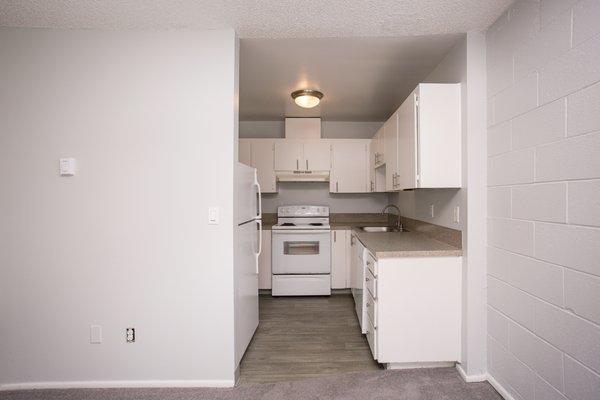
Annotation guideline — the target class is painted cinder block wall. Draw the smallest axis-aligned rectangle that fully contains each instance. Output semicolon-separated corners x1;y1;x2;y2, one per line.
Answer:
486;1;600;399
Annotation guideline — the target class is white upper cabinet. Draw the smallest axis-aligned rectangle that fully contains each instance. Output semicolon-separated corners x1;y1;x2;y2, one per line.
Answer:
251;140;277;193
368;140;376;192
397;92;417;190
398;83;461;190
274;141;303;171
303;141;331;171
239;139;252;166
372;127;385;168
330;141;369;193
275;141;330;172
384;111;399;191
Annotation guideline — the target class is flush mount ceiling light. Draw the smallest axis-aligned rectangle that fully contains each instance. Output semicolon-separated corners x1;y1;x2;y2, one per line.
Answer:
291;89;323;108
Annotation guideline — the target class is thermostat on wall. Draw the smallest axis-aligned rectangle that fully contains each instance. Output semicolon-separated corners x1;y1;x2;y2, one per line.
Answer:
59;158;76;176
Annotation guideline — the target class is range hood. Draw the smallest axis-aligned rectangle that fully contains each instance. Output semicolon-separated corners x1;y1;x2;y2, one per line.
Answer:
276;170;330;182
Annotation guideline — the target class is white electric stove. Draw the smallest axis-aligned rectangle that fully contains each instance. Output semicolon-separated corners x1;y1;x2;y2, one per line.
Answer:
271;206;331;296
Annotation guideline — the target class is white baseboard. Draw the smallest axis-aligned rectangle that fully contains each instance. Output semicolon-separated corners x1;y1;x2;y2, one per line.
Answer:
455;363;487;382
385;361;455;370
486;374;516;400
0;379;235;391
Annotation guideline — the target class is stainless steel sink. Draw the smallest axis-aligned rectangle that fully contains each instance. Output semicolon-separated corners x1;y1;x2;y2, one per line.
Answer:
359;226;409;233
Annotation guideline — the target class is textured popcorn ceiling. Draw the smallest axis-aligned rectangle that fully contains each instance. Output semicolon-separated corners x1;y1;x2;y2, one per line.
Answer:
0;0;512;38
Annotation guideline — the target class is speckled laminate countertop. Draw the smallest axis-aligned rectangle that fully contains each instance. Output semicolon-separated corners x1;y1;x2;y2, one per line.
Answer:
353;229;462;259
262;213;462;258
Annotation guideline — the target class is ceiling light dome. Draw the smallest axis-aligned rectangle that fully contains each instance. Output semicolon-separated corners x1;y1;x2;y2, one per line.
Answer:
291;89;323;108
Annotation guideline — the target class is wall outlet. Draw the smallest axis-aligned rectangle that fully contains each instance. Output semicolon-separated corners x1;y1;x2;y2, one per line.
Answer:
126;327;135;343
454;206;460;223
429;204;435;218
90;325;102;344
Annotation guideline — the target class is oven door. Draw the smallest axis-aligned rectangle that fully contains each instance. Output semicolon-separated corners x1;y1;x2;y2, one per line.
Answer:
272;229;331;274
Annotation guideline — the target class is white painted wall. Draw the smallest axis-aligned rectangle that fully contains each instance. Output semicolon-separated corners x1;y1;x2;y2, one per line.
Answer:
392;33;488;379
0;28;239;388
262;182;390;214
239;120;382;139
486;1;600;399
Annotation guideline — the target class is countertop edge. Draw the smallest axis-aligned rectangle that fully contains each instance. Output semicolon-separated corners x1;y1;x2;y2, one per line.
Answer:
374;249;463;258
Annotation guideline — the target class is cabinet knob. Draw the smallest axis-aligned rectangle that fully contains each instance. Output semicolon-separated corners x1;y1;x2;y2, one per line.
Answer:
366;302;370;308
365;277;370;282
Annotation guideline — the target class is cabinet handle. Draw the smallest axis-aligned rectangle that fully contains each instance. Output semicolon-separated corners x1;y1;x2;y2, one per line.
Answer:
306;159;309;170
334;230;337;242
296;159;299;170
365;277;370;282
366;302;370;308
336;181;339;192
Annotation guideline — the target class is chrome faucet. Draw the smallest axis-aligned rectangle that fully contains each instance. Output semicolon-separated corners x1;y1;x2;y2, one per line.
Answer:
382;204;403;231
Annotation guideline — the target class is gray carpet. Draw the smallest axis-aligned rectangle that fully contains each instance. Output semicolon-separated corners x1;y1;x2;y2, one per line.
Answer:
1;368;502;399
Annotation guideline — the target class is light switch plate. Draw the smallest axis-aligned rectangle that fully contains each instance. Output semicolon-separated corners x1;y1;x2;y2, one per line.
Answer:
429;204;435;218
208;207;220;225
59;158;76;176
454;206;460;223
90;325;102;344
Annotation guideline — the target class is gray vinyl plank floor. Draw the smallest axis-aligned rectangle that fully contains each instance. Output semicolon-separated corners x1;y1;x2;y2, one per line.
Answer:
2;294;503;399
238;293;382;385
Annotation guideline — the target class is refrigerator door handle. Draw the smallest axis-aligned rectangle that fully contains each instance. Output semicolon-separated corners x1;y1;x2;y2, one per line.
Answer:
254;174;262;219
255;220;262;273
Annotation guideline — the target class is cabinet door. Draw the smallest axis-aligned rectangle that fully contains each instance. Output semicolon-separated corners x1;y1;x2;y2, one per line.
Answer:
375;127;385;166
303;141;331;171
384;111;399;191
331;229;348;289
258;229;272;289
274;141;303;171
330;141;368;193
417;83;462;188
239;139;252;166
252;141;277;193
397;91;418;190
369;140;376;192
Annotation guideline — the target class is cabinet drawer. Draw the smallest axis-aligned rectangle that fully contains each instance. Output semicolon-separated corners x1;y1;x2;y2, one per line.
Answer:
366;289;376;327
365;252;377;276
365;267;377;299
365;314;377;360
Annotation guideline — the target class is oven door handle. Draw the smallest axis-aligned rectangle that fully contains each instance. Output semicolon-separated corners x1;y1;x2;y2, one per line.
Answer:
272;229;331;234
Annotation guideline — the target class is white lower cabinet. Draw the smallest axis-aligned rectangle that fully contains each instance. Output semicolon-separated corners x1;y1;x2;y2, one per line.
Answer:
258;229;272;289
375;256;461;363
352;239;462;365
331;229;349;289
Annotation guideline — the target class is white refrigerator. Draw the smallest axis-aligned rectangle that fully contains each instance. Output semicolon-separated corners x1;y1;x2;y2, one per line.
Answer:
234;162;262;368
